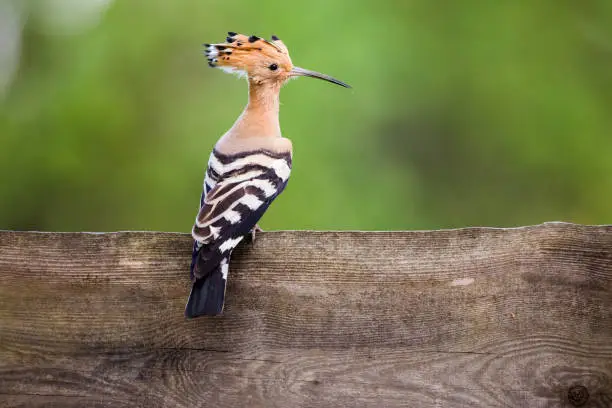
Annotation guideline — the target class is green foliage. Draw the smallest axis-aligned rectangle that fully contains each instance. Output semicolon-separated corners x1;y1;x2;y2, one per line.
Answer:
1;1;611;231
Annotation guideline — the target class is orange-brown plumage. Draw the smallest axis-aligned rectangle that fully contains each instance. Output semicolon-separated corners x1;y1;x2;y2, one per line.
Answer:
205;33;293;85
203;32;350;154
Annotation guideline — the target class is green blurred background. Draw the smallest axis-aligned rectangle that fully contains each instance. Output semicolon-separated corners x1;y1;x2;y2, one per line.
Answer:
1;0;611;232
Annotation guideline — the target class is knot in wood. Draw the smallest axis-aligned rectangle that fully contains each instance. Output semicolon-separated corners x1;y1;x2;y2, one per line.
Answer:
568;385;589;406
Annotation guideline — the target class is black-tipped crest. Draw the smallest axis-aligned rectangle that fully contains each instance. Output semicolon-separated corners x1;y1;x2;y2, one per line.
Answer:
203;32;351;89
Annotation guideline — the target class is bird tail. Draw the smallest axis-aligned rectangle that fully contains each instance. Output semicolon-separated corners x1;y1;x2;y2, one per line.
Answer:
185;264;226;318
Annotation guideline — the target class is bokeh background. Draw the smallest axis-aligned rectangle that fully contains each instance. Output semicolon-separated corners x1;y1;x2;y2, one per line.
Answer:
1;0;611;232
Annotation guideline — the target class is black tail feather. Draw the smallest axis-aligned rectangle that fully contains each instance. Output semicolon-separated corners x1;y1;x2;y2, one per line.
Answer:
185;266;226;318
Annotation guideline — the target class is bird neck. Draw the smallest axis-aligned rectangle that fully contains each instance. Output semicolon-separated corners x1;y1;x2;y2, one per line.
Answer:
229;80;282;139
247;79;281;116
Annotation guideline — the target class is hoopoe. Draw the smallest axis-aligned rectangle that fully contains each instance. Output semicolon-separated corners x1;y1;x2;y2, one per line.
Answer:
185;33;350;317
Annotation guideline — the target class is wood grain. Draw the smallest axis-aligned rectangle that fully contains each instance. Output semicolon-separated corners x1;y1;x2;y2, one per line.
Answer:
0;223;611;407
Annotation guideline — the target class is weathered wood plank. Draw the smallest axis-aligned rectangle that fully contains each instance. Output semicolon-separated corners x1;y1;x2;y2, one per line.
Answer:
0;223;611;407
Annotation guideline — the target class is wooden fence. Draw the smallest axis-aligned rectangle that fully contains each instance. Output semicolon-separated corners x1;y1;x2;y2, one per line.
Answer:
0;223;611;407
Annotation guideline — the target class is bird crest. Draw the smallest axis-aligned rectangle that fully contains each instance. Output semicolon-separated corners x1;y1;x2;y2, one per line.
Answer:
204;33;293;81
203;32;350;87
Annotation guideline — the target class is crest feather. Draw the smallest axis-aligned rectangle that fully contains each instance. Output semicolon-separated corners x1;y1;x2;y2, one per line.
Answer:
204;32;290;74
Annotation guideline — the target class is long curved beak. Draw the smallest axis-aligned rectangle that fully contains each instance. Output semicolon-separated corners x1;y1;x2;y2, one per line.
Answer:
290;66;351;88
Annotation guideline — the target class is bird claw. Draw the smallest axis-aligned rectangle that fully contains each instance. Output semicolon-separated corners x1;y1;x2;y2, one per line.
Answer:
250;224;264;244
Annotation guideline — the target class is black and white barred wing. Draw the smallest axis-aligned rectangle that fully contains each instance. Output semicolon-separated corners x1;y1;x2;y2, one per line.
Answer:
191;150;292;279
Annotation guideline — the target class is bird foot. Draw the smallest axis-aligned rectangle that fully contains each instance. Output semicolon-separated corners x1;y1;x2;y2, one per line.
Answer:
250;224;264;244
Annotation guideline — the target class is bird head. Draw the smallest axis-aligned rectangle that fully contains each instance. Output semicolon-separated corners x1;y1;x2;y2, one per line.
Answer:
204;32;350;88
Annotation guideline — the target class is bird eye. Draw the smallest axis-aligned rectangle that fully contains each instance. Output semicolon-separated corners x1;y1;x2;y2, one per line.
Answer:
268;63;278;71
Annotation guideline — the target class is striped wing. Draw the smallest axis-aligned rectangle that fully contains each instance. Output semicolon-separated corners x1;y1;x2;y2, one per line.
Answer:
190;149;291;280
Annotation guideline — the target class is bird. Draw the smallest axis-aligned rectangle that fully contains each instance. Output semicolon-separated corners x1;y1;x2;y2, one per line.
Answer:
185;32;350;318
